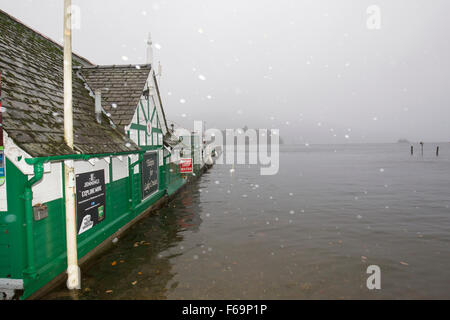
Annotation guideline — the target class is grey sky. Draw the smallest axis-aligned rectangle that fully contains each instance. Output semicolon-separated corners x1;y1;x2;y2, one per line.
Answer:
1;0;449;144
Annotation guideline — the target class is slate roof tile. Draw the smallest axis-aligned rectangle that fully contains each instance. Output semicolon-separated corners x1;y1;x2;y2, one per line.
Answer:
0;9;140;157
79;65;151;130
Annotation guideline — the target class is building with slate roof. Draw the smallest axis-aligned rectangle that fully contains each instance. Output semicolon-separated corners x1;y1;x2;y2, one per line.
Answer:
0;9;207;300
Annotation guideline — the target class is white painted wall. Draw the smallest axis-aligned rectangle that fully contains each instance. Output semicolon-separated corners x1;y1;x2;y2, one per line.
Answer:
128;154;140;174
4;131;33;175
32;162;63;206
74;158;110;183
112;156;128;182
140;130;146;146
0;157;7;211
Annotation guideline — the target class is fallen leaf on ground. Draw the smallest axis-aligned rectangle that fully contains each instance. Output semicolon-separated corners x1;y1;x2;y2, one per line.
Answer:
105;290;113;294
400;261;409;266
111;261;117;266
132;281;137;285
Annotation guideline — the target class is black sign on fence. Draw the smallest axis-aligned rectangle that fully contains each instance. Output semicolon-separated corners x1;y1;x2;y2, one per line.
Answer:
141;151;159;200
76;169;106;235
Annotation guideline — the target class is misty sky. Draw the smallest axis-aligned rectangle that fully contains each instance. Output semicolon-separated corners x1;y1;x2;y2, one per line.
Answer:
1;0;449;144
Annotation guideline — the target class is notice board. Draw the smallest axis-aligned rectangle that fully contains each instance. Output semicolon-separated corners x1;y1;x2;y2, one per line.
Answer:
76;169;106;235
141;151;159;200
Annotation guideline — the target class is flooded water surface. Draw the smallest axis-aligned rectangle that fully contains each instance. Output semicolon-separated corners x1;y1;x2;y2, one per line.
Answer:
43;143;450;299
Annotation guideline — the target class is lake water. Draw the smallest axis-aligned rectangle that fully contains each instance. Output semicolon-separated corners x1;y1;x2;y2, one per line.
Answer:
43;143;450;299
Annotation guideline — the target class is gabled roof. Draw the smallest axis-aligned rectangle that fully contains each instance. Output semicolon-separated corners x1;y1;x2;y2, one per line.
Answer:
78;65;151;129
0;9;140;158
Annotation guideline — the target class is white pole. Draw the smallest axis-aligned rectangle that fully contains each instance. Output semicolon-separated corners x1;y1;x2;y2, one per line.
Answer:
146;33;153;65
63;0;81;290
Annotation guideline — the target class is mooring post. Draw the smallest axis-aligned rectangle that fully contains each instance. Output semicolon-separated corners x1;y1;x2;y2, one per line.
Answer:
420;142;424;157
436;146;439;157
411;146;413;156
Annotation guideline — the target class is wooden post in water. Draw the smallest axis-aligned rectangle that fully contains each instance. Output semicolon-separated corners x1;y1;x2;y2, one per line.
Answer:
420;141;424;157
410;146;413;156
436;146;439;157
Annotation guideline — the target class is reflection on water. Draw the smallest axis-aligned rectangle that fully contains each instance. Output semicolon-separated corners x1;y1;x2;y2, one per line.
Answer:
43;181;204;300
44;144;450;299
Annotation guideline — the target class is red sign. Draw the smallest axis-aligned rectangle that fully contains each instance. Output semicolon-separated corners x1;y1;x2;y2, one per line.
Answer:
180;158;193;173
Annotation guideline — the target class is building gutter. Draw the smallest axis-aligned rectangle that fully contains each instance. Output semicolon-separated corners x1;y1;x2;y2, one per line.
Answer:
24;150;143;166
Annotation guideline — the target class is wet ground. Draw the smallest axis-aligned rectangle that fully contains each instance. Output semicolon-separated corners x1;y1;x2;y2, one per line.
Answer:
43;143;450;299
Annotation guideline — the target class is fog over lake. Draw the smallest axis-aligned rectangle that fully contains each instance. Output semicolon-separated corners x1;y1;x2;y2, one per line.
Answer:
1;0;449;145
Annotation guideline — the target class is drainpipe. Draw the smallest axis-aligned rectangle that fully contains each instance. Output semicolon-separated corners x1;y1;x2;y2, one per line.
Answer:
23;162;44;279
94;90;102;124
63;0;80;290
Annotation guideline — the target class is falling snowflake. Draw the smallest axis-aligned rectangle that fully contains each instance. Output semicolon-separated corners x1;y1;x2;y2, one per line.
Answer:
198;74;206;81
121;56;129;61
154;43;162;50
179;99;186;104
